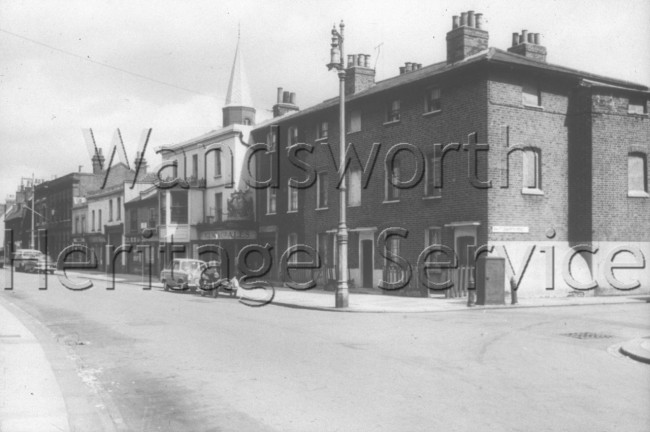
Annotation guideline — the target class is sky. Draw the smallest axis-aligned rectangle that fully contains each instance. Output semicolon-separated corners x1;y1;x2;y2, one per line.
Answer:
1;0;649;203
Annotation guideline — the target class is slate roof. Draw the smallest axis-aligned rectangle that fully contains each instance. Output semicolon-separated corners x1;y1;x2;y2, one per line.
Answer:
252;47;648;129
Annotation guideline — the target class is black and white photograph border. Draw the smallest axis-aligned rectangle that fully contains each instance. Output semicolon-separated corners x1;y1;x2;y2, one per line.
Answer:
1;1;649;431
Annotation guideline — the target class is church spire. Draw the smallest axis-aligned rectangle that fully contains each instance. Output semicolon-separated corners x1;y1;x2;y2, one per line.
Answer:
223;27;255;126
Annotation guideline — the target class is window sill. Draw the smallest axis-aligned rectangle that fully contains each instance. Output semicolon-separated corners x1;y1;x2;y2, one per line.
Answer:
347;204;361;208
382;199;400;204
522;104;544;111
422;110;442;117
522;188;544;196
287;210;299;214
316;207;329;211
628;191;649;198
347;130;361;135
422;195;442;200
383;120;401;126
315;137;328;142
266;212;276;216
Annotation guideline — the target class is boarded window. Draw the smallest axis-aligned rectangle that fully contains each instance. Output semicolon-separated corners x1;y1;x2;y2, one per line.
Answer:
522;83;541;106
628;153;648;194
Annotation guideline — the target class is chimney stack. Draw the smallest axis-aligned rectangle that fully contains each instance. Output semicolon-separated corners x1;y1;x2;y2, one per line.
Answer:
345;52;375;95
507;29;547;62
272;87;299;117
91;148;105;174
134;151;148;174
446;10;489;63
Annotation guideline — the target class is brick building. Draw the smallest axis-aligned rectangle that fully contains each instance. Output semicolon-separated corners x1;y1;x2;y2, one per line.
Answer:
250;10;650;297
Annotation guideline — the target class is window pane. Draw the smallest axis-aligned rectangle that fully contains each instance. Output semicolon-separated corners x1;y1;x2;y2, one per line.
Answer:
318;172;329;208
348;168;361;206
349;111;361;132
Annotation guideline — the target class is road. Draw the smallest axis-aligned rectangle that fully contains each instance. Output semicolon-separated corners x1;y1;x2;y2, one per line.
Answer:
1;269;649;431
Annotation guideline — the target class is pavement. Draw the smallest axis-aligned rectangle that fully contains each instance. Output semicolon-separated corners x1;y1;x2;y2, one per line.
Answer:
54;268;650;313
0;301;70;432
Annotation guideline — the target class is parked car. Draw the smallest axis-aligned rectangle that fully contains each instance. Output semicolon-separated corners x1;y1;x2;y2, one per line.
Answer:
11;249;55;273
160;258;207;291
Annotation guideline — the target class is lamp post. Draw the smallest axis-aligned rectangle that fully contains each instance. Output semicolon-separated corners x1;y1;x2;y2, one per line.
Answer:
327;21;349;308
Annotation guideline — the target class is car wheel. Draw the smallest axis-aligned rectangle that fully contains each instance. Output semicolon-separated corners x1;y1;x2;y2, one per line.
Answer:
163;280;169;291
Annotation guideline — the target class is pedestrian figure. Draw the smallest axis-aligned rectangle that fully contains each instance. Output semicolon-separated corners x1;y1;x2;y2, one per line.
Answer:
509;275;518;305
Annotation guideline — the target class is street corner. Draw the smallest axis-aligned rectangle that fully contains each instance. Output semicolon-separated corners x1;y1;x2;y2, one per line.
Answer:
619;337;650;365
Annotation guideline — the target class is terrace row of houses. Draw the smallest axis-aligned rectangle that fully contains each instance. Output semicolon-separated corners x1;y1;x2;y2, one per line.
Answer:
3;10;649;298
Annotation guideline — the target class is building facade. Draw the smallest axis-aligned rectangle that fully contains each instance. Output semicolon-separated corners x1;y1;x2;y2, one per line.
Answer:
250;10;650;298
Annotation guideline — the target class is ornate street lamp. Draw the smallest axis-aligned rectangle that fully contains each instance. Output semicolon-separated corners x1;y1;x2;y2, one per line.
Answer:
327;21;349;308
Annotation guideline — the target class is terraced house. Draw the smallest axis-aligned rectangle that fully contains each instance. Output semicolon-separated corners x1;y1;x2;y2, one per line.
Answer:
250;10;650;298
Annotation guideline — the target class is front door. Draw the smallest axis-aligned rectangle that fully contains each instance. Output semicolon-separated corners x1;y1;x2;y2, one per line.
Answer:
361;239;373;288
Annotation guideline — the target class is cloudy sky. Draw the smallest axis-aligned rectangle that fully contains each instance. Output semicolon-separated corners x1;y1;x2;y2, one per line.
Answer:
1;0;649;202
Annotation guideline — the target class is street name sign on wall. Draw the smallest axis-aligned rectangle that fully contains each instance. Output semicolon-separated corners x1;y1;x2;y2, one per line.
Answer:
492;226;530;233
199;230;257;240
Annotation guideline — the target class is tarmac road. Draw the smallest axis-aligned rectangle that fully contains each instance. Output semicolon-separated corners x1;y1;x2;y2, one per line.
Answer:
1;269;649;431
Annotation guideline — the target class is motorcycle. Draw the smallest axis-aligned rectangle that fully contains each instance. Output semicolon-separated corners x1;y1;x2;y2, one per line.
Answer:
198;270;238;298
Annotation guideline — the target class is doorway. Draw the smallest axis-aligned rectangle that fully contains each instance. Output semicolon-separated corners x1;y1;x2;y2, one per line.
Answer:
359;231;375;288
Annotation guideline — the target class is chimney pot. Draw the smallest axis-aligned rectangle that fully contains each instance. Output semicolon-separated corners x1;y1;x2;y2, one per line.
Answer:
289;92;296;105
399;66;405;74
452;15;459;29
460;12;467;26
468;11;475;28
521;30;528;44
475;13;483;29
364;54;370;68
347;55;354;67
283;91;290;103
405;62;412;72
527;32;534;43
512;32;519;46
357;54;363;66
534;33;540;44
277;87;283;104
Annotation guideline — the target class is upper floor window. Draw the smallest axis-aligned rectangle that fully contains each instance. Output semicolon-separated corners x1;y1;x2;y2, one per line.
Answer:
288;184;299;212
129;208;138;232
267;188;277;215
522;148;543;193
628;98;647;115
425;87;441;113
522;82;541;107
81;216;86;234
192;154;199;178
385;159;401;201
267;127;278;152
214;149;222;177
170;191;188;224
92;210;96;231
347;166;362;207
424;147;442;198
288;126;299;147
317;171;329;209
317;121;329;140
116;197;121;221
386;99;401;123
108;199;113;221
75;217;79;234
98;209;102;230
348;110;361;133
215;192;223;222
628;153;648;197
